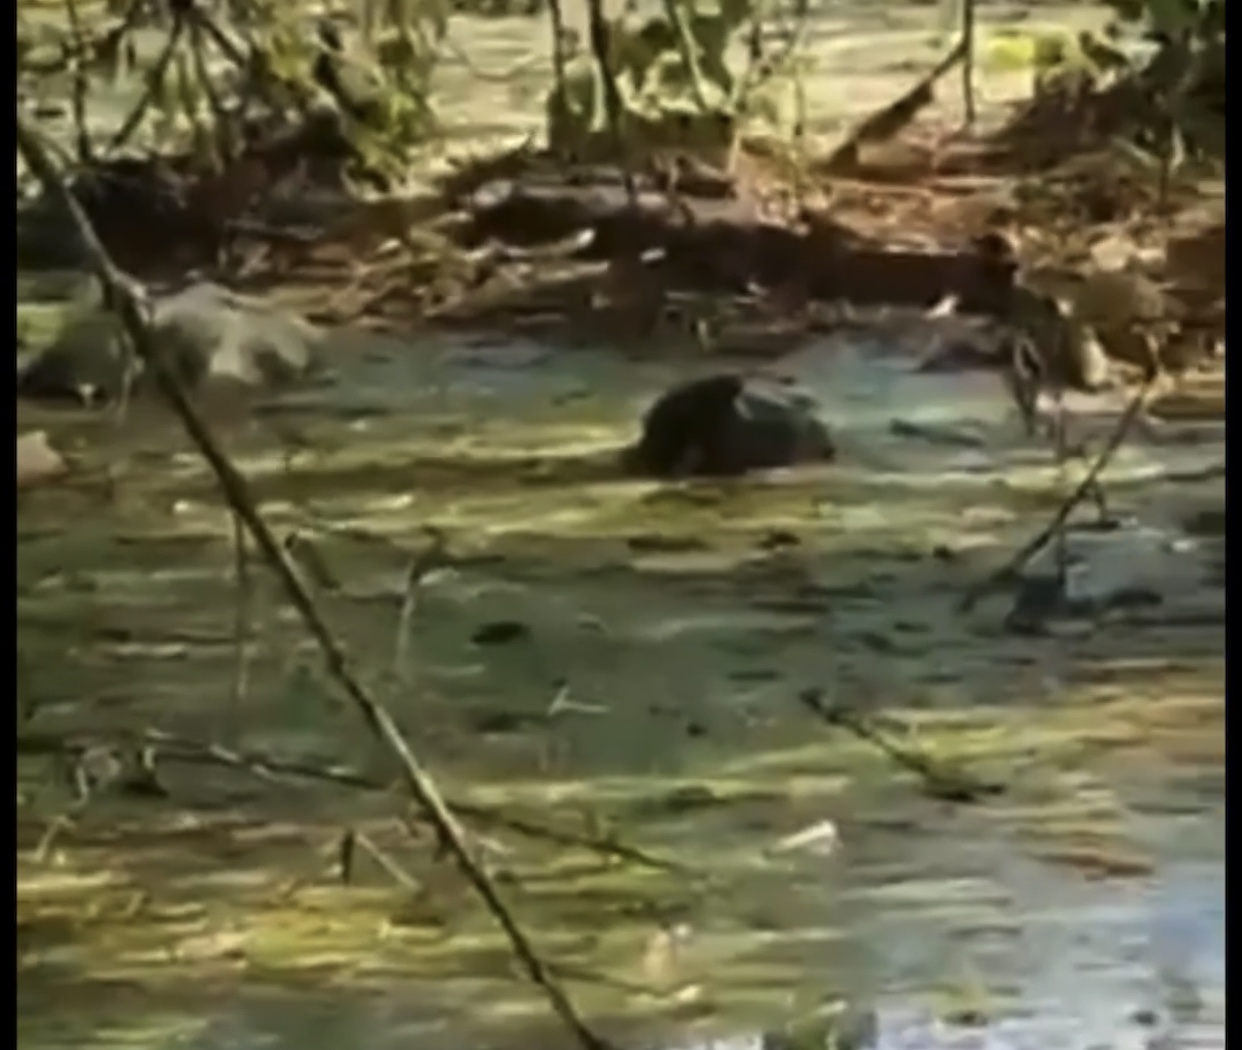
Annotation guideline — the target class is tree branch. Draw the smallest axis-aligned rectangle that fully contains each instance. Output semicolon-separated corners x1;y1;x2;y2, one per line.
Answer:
16;112;613;1050
960;369;1160;612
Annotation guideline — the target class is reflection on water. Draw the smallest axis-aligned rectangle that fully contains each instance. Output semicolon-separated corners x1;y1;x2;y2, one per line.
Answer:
20;322;1224;1050
861;864;1223;1050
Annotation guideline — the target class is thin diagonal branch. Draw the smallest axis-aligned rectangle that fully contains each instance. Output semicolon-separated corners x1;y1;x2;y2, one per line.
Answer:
960;368;1159;612
16;113;613;1050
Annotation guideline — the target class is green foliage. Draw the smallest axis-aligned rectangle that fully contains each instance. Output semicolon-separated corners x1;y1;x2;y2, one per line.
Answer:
1105;0;1224;164
249;0;448;172
18;0;805;177
17;0;448;179
1099;0;1222;38
993;0;1225;171
544;0;805;160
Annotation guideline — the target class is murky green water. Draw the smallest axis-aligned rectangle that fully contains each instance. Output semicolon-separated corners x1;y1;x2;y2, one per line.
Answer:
17;2;1224;1046
17;322;1225;1050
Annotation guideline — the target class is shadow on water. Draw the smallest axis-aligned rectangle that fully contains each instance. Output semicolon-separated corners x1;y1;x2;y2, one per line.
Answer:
17;321;1224;1050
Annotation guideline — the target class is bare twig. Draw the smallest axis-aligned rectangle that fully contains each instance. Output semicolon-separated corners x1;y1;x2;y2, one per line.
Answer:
98;0;150;54
227;511;252;744
185;3;280;122
1050;384;1069;592
960;369;1159;612
392;527;449;683
33;744;136;862
188;16;232;147
18;727;688;874
960;0;976;127
545;0;572;107
345;828;423;892
63;0;94;163
583;0;637;211
798;689;1004;803
825;34;967;170
187;6;250;71
661;0;714;113
109;16;186;154
733;0;810;113
16;114;613;1050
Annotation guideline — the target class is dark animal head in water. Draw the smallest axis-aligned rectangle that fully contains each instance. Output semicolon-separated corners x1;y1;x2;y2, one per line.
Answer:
623;373;745;477
723;386;836;472
622;373;835;478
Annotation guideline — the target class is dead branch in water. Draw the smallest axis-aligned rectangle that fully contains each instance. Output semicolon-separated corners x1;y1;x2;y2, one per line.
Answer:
798;689;1004;803
17;726;689;875
960;366;1160;613
226;511;253;745
16;112;615;1050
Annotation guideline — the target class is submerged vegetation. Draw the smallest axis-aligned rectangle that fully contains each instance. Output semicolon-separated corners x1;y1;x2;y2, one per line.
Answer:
16;0;1224;1047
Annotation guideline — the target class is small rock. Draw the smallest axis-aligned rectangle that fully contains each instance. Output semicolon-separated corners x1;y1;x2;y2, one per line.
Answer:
622;373;836;478
471;620;530;646
1068;269;1193;373
18;282;320;405
16;431;68;489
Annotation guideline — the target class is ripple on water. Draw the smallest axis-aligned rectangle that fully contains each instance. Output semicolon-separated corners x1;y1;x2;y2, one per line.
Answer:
17;320;1222;1050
